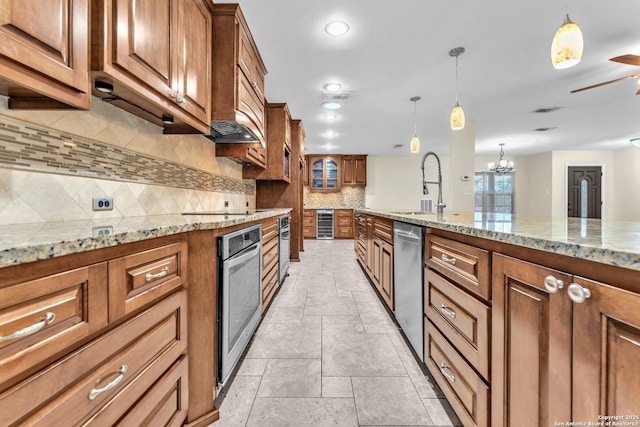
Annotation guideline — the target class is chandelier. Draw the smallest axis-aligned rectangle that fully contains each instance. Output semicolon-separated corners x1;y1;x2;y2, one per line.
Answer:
488;143;514;175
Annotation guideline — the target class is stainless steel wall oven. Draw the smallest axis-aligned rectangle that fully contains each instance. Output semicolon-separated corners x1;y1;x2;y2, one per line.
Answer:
217;224;262;390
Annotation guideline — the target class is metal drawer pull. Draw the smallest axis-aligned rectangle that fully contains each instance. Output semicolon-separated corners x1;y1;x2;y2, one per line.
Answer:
88;365;128;401
441;254;457;265
543;275;564;293
439;362;456;382
0;312;55;343
145;266;169;282
439;304;457;319
567;283;591;304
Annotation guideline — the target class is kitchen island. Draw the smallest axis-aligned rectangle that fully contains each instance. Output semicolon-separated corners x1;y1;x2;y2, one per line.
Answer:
355;209;640;427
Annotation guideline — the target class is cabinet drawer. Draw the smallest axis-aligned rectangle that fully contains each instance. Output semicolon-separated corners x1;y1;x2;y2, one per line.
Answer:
337;217;353;226
0;290;187;426
108;241;187;322
263;238;279;277
262;262;279;307
336;226;354;237
303;226;315;237
303;210;315;218
303;216;315;226
425;269;490;380
336;209;353;217
247;145;266;166
108;356;188;427
262;218;278;242
0;263;108;389
425;320;489;427
373;218;393;244
426;234;490;300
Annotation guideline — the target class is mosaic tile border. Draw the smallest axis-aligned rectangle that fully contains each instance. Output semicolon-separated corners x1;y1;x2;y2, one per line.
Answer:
0;116;255;195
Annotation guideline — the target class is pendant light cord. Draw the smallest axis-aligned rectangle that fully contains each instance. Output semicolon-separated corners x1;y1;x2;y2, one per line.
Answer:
413;100;417;136
455;55;459;104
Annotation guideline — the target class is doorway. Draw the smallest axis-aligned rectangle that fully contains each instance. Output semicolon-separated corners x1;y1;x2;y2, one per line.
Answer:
567;166;601;219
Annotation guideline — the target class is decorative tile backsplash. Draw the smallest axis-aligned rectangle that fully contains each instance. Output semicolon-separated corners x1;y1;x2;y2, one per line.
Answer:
0;97;254;224
0;116;253;194
303;186;365;209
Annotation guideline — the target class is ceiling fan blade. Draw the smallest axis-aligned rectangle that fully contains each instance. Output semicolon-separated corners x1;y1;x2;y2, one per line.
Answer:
610;54;640;66
571;74;640;93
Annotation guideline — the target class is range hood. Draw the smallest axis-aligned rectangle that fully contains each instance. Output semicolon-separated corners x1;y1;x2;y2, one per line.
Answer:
206;121;260;144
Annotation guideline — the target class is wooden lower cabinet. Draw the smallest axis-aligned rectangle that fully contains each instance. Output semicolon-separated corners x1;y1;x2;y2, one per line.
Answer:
334;209;354;238
0;236;191;426
261;217;280;310
372;237;394;310
0;290;188;426
303;209;316;238
571;277;640;421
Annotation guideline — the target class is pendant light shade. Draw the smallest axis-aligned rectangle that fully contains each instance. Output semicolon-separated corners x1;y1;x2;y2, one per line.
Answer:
551;14;583;70
449;47;466;130
410;96;421;153
450;102;465;130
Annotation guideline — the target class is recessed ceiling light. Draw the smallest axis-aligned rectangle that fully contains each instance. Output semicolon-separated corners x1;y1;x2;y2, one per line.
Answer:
95;81;114;93
325;21;349;37
322;101;342;110
324;130;337;138
324;82;342;92
631;137;640;148
325;113;337;120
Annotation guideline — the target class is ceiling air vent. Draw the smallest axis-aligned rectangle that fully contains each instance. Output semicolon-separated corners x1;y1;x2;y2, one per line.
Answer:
531;107;562;114
534;127;558;132
322;91;352;100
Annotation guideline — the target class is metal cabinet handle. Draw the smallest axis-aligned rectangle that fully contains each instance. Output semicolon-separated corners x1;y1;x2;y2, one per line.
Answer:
0;312;55;343
439;304;457;319
544;275;564;293
145;266;169;282
567;283;591;304
441;254;457;265
251;81;264;99
439;362;456;382
88;365;128;401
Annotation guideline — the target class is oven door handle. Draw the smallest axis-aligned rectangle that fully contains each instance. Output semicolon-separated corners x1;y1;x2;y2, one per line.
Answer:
228;243;261;268
281;230;290;240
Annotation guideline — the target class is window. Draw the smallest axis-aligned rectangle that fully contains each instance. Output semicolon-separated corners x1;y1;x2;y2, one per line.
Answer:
475;172;515;216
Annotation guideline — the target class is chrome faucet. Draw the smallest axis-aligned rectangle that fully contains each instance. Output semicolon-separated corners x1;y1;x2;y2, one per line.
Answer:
420;151;446;214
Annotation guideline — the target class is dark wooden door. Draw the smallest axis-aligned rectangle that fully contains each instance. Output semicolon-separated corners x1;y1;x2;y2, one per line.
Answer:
572;277;640;420
492;254;572;427
567;166;601;218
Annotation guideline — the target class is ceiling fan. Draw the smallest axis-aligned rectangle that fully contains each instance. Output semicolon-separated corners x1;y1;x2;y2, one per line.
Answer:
571;54;640;94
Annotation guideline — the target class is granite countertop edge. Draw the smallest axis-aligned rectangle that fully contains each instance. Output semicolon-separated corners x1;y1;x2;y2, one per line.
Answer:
356;209;640;272
0;209;291;269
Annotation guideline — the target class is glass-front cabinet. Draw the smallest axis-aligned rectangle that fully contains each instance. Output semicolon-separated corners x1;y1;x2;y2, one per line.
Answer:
309;155;341;191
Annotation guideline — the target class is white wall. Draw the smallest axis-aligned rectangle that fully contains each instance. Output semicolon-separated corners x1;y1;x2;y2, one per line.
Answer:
613;147;640;220
449;122;475;212
365;155;451;211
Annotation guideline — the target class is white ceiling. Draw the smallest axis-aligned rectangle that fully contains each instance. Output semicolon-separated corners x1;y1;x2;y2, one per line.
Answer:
217;0;640;157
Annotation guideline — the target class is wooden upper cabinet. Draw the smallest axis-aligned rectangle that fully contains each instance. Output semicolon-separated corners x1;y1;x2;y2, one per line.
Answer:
211;4;267;148
92;0;212;133
244;103;292;181
0;0;91;109
309;155;341;192
303;155;309;186
341;155;367;186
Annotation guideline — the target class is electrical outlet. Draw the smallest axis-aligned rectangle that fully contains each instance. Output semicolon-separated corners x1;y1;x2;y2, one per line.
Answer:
92;226;114;238
246;201;249;207
224;200;229;207
93;197;113;211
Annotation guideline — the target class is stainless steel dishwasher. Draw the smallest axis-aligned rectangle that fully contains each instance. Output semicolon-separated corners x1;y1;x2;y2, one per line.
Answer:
393;221;425;362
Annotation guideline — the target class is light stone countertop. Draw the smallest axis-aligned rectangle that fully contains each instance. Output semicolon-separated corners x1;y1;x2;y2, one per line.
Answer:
358;209;640;271
0;209;291;269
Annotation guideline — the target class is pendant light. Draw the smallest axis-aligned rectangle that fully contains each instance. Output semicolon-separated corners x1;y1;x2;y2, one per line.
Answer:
551;13;583;69
410;96;421;153
488;143;514;175
449;47;466;130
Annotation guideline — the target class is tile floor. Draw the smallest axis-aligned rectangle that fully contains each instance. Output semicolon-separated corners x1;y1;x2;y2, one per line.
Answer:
211;239;462;427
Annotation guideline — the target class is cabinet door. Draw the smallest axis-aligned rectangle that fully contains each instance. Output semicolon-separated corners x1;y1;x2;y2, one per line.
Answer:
325;157;340;189
372;238;383;293
572;277;640;420
353;156;367;186
492;254;572;427
114;0;174;101
174;0;212;123
0;0;90;108
310;157;325;189
341;156;355;185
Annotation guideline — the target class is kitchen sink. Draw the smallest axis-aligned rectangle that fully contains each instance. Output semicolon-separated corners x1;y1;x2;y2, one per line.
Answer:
389;211;433;215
